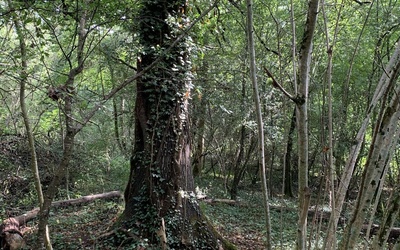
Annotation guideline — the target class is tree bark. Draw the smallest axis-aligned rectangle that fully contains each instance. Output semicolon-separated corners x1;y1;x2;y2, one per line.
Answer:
36;4;89;248
295;1;319;249
121;1;227;249
339;48;400;248
283;107;296;197
246;0;272;248
328;42;400;249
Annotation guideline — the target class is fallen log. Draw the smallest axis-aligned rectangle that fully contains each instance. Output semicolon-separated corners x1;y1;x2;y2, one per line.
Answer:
0;191;122;250
202;198;239;205
361;224;400;243
10;190;122;227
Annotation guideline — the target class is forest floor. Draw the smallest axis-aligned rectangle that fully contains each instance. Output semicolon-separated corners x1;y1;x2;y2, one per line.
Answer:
0;137;293;249
2;175;305;249
5;175;400;249
2;137;399;249
14;177;302;249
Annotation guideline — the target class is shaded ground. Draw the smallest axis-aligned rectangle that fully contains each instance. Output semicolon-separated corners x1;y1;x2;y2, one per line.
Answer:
3;180;299;249
0;136;292;249
17;192;275;249
16;197;271;249
2;137;400;249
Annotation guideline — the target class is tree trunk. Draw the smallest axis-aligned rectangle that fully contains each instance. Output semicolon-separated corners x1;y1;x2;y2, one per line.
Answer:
230;123;246;201
320;1;342;247
295;1;319;249
121;1;226;249
111;66;128;155
371;184;400;249
36;4;89;248
192;61;207;177
230;74;249;200
283;107;296;197
246;0;272;248
339;56;400;249
8;2;51;249
326;42;400;250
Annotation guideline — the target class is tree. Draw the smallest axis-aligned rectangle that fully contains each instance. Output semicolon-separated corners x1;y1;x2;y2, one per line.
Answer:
121;0;227;249
36;4;89;248
8;1;51;248
339;41;400;249
294;1;319;249
246;0;272;248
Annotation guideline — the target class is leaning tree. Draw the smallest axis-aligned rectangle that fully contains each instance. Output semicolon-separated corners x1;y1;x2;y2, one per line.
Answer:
120;0;227;249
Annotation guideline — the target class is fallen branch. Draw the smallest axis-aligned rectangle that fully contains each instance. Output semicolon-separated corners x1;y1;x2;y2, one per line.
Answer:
361;224;400;243
13;191;122;226
202;198;239;206
1;191;122;249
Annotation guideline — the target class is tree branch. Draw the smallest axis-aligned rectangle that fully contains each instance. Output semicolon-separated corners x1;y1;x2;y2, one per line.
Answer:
263;66;296;102
74;0;220;133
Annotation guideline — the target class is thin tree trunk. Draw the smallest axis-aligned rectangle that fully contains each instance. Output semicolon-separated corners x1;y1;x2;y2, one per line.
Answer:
340;57;400;248
230;123;246;200
365;153;393;241
14;5;44;218
371;177;400;248
320;0;342;248
230;75;248;200
246;0;271;249
36;6;88;249
283;107;296;197
192;62;208;177
295;1;319;249
327;42;400;249
109;61;128;155
9;4;51;249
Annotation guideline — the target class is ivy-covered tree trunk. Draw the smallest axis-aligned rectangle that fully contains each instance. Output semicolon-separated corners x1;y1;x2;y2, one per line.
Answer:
122;1;223;249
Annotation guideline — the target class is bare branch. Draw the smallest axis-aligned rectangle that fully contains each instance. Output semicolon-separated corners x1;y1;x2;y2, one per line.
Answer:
74;0;220;133
263;66;295;102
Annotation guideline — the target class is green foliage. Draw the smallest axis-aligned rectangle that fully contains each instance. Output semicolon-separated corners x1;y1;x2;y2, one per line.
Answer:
1;0;400;248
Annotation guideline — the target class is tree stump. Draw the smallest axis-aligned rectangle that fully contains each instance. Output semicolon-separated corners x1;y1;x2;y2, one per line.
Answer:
0;218;26;250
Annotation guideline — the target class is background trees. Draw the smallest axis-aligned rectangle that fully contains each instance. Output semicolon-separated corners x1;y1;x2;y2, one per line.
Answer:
1;0;400;249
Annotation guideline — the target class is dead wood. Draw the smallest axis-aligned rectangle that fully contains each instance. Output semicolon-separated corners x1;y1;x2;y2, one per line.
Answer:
202;198;239;205
0;191;122;249
361;224;400;243
10;190;122;227
0;218;26;250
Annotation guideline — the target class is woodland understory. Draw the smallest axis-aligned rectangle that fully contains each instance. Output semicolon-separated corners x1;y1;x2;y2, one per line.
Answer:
1;137;400;249
2;0;400;249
